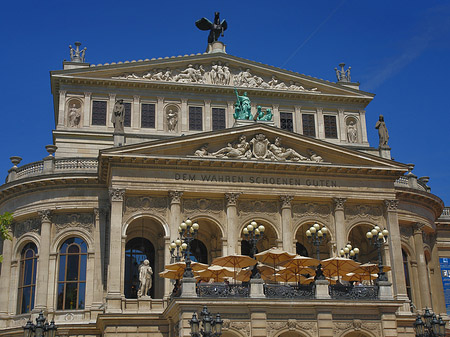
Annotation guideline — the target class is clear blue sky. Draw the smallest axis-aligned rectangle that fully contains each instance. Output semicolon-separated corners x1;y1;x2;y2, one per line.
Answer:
1;1;449;207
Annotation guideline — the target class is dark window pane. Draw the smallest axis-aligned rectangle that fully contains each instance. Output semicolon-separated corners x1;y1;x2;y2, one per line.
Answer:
324;115;338;138
25;249;34;258
124;102;131;127
64;283;78;310
79;255;87;281
189;106;203;131
78;283;86;309
58;255;66;281
30;286;35;311
141;104;155;128
57;283;64;310
280;112;293;132
302;114;316;137
92;100;107;125
67;255;80;281
24;259;33;285
212;108;226;130
68;244;80;254
21;287;31;313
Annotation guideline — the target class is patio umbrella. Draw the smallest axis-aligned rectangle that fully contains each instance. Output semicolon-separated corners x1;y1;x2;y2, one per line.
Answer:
159;269;184;280
255;247;296;282
236;269;251;282
165;261;209;273
279;255;320;269
351;262;391;285
278;266;315;284
196;265;234;282
342;272;378;283
320;257;360;281
212;254;257;282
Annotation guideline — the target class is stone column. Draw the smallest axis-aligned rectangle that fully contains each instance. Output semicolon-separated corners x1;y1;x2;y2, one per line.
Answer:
83;92;91;127
92;208;104;307
132;95;140;129
272;104;280;128
108;94;116;128
333;198;347;252
167;191;183;296
294;106;302;133
225;193;240;255
181;98;188;132
57;90;66;126
106;188;125;312
384;200;409;311
280;195;294;252
413;223;432;309
316;107;324;139
157;96;164;131
338;108;346;142
35;210;52;311
359;110;368;143
410;260;421;309
204;99;211;131
227;101;234;127
0;232;13;315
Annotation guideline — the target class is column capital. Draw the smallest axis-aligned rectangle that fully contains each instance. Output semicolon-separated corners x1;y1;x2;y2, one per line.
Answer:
413;223;426;235
169;190;183;204
279;195;294;208
204;99;211;105
225;192;241;206
38;210;52;223
181;98;188;104
59;90;67;96
84;92;92;97
109;93;116;100
109;188;125;202
316;107;323;113
337;107;345;114
333;197;347;211
157;96;164;103
133;95;140;101
384;199;399;211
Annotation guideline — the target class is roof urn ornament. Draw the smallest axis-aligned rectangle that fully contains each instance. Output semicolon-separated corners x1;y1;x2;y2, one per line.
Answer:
195;12;228;44
69;41;86;63
335;63;351;83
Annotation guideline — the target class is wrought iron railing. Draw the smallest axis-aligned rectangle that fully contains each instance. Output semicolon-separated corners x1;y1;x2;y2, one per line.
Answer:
264;284;315;299
329;284;378;300
197;283;250;298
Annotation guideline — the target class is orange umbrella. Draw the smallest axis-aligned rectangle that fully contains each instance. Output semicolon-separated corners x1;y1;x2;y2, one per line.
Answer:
342;272;378;283
236;269;251;282
321;257;360;281
196;265;234;282
255;247;296;282
279;256;320;269
165;261;208;273
159;269;184;280
278;266;315;284
212;254;257;283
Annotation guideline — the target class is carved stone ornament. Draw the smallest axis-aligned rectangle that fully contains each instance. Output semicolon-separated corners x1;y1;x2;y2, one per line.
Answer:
109;188;125;201
292;202;331;220
184;198;223;212
39;210;52;223
333;320;380;337
239;200;278;214
333;197;347;211
221;320;250;337
267;320;317;337
384;199;399;211
168;191;183;204
280;195;294;208
194;133;323;162
225;192;240;206
112;63;320;93
400;225;413;239
345;204;383;220
125;196;168;211
14;218;41;238
53;213;94;234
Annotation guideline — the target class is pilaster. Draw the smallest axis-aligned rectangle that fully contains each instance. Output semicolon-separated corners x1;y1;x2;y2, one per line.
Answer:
338;108;346;142
92;208;104;306
204;99;212;131
58;90;66;126
225;193;240;254
294;105;302;133
132;95;140;129
83;92;91;127
108;94;116;128
272;104;280;128
333;197;347;251
0;232;13;316
316;107;324;139
413;223;431;309
280;195;294;252
181;98;188;132
35;210;52;311
359;109;368;143
157;96;164;131
168;191;183;296
227;101;234;129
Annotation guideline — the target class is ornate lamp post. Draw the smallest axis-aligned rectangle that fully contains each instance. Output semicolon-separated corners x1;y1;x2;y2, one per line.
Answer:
178;219;199;278
413;308;446;336
190;305;223;337
306;223;328;280
339;243;359;261
365;226;389;282
242;220;265;278
22;312;57;337
169;238;184;262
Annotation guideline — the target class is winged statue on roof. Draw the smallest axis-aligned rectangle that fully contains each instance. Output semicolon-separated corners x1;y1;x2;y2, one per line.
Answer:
195;12;228;44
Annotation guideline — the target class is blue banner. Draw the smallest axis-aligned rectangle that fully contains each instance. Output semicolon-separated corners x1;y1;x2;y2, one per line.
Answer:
440;258;450;315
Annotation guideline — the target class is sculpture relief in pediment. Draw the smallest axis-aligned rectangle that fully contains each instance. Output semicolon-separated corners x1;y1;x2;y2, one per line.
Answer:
193;133;324;163
54;213;94;234
345;204;383;220
112;62;320;92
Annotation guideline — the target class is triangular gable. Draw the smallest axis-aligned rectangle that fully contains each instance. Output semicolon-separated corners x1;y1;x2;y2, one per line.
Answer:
51;53;374;99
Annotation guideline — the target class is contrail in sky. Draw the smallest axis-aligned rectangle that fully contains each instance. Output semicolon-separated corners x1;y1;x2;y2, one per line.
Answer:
281;0;347;68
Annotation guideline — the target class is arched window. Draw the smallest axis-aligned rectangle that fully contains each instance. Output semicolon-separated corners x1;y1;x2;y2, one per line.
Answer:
296;242;309;257
125;237;155;299
190;239;208;264
402;249;412;301
17;243;38;314
57;238;87;310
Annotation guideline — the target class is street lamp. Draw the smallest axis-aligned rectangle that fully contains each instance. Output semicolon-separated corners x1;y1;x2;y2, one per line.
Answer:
366;225;389;282
242;220;265;278
339;243;359;261
169;238;184;262
190;306;223;337
413;308;446;336
179;219;199;278
306;223;328;280
22;312;57;337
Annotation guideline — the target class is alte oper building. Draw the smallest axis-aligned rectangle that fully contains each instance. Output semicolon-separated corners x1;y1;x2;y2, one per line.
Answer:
0;22;449;337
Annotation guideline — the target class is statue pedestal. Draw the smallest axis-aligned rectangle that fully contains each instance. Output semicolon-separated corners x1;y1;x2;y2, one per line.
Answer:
378;145;391;159
250;278;265;298
233;120;275;128
206;41;226;54
378;281;393;300
114;133;125;147
181;277;197;298
315;280;331;299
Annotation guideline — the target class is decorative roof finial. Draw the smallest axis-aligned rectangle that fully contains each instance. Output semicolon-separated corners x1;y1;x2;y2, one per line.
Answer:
69;41;87;63
195;12;228;44
334;63;351;83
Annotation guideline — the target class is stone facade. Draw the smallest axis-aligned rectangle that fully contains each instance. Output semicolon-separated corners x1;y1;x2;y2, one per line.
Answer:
0;41;447;337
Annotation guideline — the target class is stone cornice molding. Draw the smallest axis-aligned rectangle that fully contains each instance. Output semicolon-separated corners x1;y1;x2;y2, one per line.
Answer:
333;197;347;211
168;191;183;204
109;188;125;202
279;195;294;208
384;199;399;211
225;192;241;206
39;210;52;223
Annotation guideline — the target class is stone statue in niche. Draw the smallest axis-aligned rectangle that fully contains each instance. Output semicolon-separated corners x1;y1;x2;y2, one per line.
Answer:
137;259;153;298
347;120;358;143
269;137;308;161
375;115;389;147
167;109;178;131
68;103;81;127
111;99;125;133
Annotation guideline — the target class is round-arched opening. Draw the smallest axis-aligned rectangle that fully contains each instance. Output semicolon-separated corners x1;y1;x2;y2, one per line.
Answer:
240;220;278;256
295;222;331;259
125;237;155;299
277;331;308;337
189;217;223;263
342;331;373;337
347;224;377;263
190;239;208;264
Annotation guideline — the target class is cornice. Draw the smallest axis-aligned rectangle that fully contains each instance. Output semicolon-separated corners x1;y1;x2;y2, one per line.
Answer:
395;187;444;220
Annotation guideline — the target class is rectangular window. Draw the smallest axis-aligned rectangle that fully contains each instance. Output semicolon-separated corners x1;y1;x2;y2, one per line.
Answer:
189;106;203;131
302;114;316;137
124;102;131;127
324;115;338;138
141;103;155;128
212;108;226;130
92;100;107;125
280;112;294;132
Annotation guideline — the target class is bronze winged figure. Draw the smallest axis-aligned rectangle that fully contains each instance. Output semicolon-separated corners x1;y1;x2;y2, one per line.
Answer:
195;12;228;44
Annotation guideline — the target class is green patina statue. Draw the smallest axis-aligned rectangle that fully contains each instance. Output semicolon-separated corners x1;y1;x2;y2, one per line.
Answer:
233;89;252;120
254;106;273;121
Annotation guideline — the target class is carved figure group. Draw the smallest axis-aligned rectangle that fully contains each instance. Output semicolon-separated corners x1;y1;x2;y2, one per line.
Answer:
254;106;273;121
69;42;86;63
111;99;125;133
209;62;231;85
68;104;81;127
375;115;389;147
137;259;153;298
167;109;178;131
194;134;324;163
335;63;351;83
173;64;205;83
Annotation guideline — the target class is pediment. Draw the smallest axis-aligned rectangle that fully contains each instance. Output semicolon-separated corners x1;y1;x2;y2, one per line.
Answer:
52;53;374;99
100;124;406;173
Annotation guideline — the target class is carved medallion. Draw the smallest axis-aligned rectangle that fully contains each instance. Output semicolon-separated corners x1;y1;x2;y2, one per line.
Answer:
250;133;270;159
53;213;94;234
